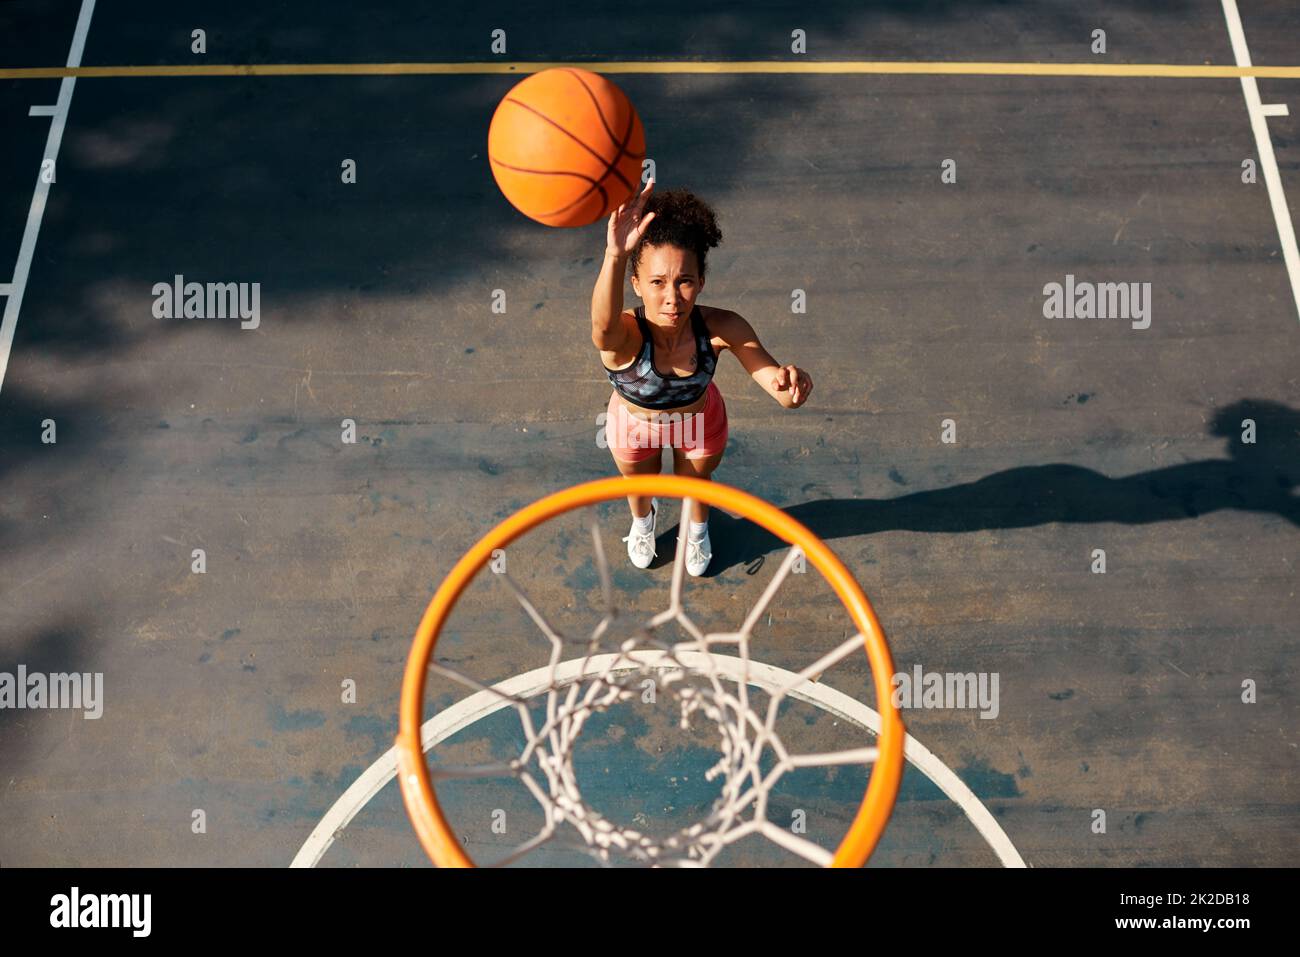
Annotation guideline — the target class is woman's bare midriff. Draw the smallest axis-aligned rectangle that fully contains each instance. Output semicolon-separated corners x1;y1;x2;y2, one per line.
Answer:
615;390;707;419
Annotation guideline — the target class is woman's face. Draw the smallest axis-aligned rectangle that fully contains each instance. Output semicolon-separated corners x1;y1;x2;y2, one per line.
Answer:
631;243;704;326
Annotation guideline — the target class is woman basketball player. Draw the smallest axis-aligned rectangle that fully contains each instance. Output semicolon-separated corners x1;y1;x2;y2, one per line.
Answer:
591;177;814;575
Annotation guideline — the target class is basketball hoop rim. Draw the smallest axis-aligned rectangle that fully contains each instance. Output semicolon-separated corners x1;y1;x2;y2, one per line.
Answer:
397;474;905;868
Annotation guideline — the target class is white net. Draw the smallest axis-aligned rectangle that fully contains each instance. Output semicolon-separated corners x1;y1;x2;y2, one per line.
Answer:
421;495;885;867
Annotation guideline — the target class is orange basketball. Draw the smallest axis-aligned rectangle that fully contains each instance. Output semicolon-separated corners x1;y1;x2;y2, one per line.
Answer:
488;68;646;228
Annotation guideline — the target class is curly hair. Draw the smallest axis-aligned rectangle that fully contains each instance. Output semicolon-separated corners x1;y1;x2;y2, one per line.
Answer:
629;187;723;282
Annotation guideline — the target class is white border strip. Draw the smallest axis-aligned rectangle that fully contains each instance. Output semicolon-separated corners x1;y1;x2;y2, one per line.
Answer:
290;651;1027;868
1222;0;1300;322
0;0;96;393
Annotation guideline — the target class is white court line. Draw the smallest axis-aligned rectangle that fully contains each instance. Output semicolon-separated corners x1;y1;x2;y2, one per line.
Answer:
1260;103;1289;117
1222;0;1300;322
290;652;1027;868
0;0;96;394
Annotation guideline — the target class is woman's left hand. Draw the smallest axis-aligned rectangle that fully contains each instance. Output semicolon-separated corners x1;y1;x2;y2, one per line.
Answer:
772;364;813;408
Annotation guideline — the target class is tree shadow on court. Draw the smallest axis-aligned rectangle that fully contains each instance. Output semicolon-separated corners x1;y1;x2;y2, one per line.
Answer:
674;398;1299;576
4;0;1209;361
0;620;97;781
0;379;153;561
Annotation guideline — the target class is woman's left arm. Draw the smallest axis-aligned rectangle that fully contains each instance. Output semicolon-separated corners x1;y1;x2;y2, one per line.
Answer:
719;311;814;409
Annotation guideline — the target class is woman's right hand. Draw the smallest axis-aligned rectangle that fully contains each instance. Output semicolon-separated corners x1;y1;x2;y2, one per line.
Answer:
606;176;656;258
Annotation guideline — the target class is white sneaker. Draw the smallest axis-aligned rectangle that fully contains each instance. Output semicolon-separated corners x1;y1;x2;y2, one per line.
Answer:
686;525;712;577
622;499;658;568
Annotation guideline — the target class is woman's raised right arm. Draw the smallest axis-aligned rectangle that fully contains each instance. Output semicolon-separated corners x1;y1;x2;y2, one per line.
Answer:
591;178;656;348
591;251;632;348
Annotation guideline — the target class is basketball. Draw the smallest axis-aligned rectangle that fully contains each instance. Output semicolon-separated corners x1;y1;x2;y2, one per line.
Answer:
487;67;646;228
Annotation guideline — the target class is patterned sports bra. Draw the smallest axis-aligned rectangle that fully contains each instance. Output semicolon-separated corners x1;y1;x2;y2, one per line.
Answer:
604;304;718;411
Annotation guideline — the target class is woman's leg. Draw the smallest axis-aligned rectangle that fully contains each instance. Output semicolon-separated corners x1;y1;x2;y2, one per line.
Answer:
606;391;665;516
671;383;728;523
613;447;663;518
671;449;724;522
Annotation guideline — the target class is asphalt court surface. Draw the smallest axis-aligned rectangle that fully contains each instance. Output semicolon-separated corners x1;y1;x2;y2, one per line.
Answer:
0;1;1296;866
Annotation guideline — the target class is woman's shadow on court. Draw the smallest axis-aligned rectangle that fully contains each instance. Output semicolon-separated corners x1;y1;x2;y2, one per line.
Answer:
657;398;1299;576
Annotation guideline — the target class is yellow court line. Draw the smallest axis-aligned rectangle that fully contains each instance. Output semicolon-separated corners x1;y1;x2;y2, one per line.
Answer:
1;60;1300;80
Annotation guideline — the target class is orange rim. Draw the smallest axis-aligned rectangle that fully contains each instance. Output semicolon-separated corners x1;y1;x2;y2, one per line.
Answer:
397;474;905;867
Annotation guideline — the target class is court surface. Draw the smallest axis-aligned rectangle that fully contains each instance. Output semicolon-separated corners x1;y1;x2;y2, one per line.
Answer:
0;0;1296;866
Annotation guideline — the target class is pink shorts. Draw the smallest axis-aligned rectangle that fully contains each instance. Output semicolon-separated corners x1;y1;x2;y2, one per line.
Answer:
604;381;729;463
